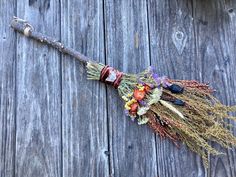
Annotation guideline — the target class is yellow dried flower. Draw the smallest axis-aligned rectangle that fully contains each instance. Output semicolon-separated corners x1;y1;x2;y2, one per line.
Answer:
122;96;129;101
124;99;137;110
127;93;133;97
125;104;131;110
130;99;137;104
137;84;145;91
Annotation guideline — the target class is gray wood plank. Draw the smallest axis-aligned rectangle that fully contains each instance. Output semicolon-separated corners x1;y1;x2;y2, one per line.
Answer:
104;0;157;176
15;1;62;177
192;0;236;176
61;1;109;177
0;0;16;177
147;0;207;176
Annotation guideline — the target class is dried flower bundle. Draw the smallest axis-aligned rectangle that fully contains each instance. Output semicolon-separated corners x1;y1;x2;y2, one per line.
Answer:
11;17;236;167
87;62;236;166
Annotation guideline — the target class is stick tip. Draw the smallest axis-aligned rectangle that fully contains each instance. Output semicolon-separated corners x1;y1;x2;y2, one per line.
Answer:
10;16;28;28
10;17;34;36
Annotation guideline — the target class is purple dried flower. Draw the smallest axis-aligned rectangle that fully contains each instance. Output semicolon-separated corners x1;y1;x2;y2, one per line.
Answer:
137;78;145;85
152;73;158;80
149;84;154;88
161;76;171;88
153;75;161;86
149;66;161;84
148;66;171;88
139;100;147;106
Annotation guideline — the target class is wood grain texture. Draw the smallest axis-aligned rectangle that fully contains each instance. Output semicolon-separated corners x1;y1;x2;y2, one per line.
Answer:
147;0;207;176
104;0;157;176
0;0;16;177
61;0;109;177
15;1;62;177
0;0;236;176
192;0;236;177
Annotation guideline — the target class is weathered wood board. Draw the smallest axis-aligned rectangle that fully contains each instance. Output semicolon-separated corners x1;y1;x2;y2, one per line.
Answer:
0;0;16;177
192;1;236;176
0;0;235;177
15;0;61;176
61;0;109;177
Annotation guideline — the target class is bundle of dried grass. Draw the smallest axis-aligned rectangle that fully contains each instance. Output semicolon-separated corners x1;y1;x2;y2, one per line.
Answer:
87;62;236;166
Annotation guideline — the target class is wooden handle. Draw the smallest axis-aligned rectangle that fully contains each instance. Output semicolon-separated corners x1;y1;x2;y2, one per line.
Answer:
10;17;93;65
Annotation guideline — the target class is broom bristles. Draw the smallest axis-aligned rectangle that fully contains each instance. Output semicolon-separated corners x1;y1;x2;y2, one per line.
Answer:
86;62;236;167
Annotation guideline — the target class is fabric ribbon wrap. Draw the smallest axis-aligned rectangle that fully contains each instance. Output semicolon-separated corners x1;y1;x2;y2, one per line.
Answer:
100;65;123;89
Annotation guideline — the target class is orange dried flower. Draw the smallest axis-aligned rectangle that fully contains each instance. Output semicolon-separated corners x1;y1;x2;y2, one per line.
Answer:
134;89;145;101
144;85;151;92
130;102;139;112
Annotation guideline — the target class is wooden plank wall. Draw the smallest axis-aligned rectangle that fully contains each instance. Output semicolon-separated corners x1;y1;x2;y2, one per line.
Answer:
0;0;235;176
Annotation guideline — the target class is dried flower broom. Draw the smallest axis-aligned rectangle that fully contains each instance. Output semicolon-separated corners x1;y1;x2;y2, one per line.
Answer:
11;17;236;166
